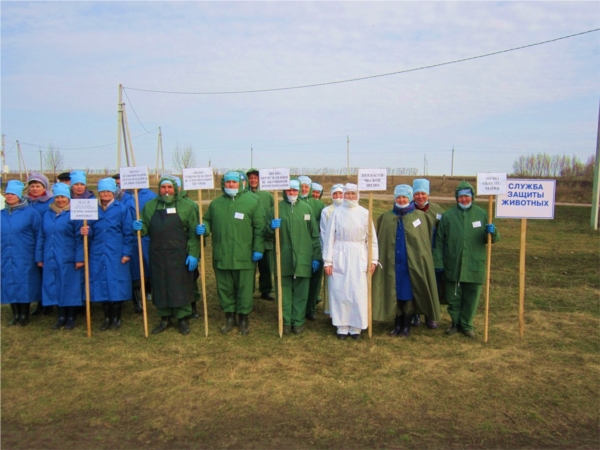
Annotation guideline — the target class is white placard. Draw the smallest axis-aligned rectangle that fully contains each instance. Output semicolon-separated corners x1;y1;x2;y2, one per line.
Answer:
70;199;98;221
259;168;290;191
182;167;214;191
357;168;387;191
477;172;507;195
496;179;556;219
120;166;149;189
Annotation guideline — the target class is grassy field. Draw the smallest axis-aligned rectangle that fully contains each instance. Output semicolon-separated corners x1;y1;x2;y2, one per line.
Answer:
2;202;599;449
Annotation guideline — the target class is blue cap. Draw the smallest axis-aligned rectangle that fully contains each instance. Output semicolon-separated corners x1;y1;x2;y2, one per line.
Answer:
312;182;323;192
159;175;176;187
5;180;25;198
298;175;312;186
457;189;472;198
224;171;240;182
394;184;413;202
173;176;182;188
412;179;430;195
289;180;300;190
52;182;71;199
70;170;87;186
98;177;117;194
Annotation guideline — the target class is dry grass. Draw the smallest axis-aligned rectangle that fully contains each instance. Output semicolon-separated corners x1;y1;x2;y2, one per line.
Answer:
2;203;598;449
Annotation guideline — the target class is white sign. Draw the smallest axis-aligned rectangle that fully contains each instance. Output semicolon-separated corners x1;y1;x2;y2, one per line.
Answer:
477;172;507;195
70;199;98;221
357;168;387;191
120;166;149;189
183;167;214;191
259;168;290;191
496;179;556;219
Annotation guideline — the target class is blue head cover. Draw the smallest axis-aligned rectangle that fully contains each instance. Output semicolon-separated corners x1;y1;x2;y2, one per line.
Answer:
457;188;472;198
394;184;413;202
289;180;300;191
52;182;71;199
172;176;182;188
159;175;177;187
312;182;323;192
5;180;25;198
224;171;240;182
331;183;344;195
98;177;117;194
412;179;430;195
70;170;87;186
297;175;312;186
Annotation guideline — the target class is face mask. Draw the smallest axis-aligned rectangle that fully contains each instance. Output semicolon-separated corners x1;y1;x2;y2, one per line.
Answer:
344;199;358;208
458;201;472;210
395;202;411;209
160;194;175;204
415;200;429;207
224;188;238;197
333;198;343;206
287;195;298;204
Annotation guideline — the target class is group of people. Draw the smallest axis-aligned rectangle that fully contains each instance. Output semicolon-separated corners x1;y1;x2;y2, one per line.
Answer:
1;168;499;339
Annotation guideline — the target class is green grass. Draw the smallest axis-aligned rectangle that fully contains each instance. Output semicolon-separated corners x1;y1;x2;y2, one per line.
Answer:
1;203;599;449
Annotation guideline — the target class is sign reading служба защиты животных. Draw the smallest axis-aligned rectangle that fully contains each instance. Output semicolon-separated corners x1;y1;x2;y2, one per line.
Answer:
495;179;556;219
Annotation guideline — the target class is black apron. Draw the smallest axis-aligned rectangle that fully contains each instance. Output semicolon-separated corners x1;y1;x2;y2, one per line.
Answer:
149;207;194;308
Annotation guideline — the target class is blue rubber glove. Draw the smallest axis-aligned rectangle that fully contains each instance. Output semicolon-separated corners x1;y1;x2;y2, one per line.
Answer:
486;224;495;234
252;251;263;262
271;218;281;230
312;260;320;273
196;224;206;236
435;268;444;274
186;255;198;271
133;220;143;231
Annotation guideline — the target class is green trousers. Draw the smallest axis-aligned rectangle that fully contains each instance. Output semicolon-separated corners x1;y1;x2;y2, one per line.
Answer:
157;305;192;320
444;281;482;332
215;268;254;314
257;249;273;294
306;264;324;316
279;276;310;327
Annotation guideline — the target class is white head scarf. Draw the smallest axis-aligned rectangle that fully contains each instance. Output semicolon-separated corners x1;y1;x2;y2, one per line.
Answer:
343;183;359;208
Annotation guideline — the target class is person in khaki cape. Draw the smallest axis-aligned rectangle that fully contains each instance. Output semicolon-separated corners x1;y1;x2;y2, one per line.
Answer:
372;185;440;338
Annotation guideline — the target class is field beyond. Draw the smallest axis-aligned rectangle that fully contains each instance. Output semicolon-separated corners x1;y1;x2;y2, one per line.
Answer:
2;203;599;449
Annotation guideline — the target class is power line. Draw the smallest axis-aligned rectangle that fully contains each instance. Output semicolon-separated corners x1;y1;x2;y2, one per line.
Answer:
124;28;600;95
15;128;159;151
123;88;151;133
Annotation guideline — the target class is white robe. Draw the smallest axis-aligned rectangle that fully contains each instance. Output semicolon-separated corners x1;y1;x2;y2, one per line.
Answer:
320;204;340;315
322;204;378;329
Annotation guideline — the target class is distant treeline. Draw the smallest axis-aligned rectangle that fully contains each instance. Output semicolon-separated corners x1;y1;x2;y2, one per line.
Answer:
513;153;595;179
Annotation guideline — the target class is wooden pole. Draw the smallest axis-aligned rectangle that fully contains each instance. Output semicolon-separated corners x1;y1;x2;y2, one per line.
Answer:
274;191;283;337
367;192;373;338
83;219;92;338
519;218;527;338
484;195;493;343
134;189;149;338
116;84;123;169
198;190;209;337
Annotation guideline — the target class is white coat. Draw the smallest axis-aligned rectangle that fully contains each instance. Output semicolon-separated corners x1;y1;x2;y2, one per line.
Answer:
320;203;341;315
322;203;378;329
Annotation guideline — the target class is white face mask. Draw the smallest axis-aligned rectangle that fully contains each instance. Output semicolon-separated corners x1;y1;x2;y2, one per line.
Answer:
344;199;358;208
287;195;298;204
415;200;429;207
395;202;411;209
458;201;472;210
333;198;343;206
224;188;238;197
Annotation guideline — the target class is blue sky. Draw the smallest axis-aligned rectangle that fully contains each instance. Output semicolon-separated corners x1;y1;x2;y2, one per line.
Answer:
2;1;599;176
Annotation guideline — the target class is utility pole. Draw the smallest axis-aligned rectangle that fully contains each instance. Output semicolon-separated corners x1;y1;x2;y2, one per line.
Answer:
1;134;5;175
251;145;253;168
116;84;124;169
347;136;350;176
451;146;455;178
39;148;43;173
155;126;164;180
591;101;600;230
424;154;427;176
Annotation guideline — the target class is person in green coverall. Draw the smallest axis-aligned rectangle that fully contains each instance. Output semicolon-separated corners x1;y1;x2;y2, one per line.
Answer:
411;178;445;329
433;181;500;338
372;185;441;338
198;171;266;335
246;168;276;301
297;176;325;321
133;175;200;335
269;179;322;335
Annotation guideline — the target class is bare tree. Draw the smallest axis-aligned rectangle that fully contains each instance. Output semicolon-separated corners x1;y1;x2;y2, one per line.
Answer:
44;145;64;180
172;144;197;172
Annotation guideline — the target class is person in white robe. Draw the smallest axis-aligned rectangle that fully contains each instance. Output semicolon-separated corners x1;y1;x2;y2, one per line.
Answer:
319;184;344;316
323;183;378;340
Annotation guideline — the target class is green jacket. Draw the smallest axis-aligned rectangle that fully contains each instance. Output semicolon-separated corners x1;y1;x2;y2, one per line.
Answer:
372;208;440;322
203;188;266;270
250;188;275;250
433;182;500;284
140;192;200;259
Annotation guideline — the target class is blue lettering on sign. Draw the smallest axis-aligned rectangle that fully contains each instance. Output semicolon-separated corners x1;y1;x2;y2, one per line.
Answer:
501;199;549;206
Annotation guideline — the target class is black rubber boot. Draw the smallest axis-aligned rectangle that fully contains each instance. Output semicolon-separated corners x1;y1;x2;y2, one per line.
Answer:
111;302;122;330
220;312;236;334
43;305;54;315
132;287;143;314
411;314;421;327
152;317;172;334
100;302;112;331
51;307;67;330
238;313;249;336
30;301;43;316
190;302;199;319
178;318;190;335
18;303;30;326
388;315;402;336
64;308;77;330
399;313;411;338
8;304;19;326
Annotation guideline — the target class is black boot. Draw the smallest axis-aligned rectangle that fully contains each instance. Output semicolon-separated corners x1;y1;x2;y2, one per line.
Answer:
190;302;199;319
18;303;30;326
151;317;172;334
178;318;190;335
100;302;112;331
132;287;143;314
411;314;421;327
51;307;67;330
43;305;54;315
238;313;249;336
399;313;411;338
64;308;77;330
111;302;122;330
220;312;236;334
8;304;19;326
388;315;402;336
31;301;43;316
